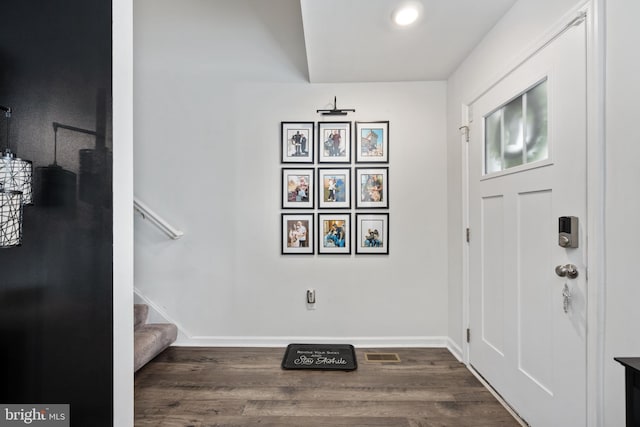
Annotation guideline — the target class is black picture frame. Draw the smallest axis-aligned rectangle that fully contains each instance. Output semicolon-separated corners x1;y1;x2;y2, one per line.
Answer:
282;168;315;209
317;167;351;209
282;122;314;163
355;121;389;163
282;213;314;254
318;121;352;163
355;213;389;254
355;167;389;209
318;213;351;255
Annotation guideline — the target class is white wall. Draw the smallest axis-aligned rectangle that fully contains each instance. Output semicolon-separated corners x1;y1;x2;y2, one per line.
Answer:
604;0;640;425
445;0;587;352
133;0;449;345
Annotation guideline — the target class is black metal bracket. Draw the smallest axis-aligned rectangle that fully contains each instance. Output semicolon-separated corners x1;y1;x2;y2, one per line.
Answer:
316;96;355;116
53;122;99;136
52;122;99;166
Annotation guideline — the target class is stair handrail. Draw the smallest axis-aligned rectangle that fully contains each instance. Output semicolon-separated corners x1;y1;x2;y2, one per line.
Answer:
133;197;184;240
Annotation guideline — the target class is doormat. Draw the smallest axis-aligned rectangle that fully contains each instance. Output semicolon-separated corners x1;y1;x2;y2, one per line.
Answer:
281;343;357;371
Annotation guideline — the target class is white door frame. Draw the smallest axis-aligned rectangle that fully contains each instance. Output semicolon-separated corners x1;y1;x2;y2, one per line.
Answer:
113;0;135;425
459;1;606;425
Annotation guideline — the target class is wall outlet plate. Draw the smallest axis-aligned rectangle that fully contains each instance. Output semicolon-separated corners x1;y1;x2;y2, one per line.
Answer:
306;289;316;304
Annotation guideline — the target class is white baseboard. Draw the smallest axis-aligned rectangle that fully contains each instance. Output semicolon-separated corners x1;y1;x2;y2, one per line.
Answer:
446;338;464;362
176;335;451;348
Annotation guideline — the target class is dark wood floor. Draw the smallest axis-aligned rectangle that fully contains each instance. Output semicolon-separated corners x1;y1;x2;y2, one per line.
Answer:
135;347;520;427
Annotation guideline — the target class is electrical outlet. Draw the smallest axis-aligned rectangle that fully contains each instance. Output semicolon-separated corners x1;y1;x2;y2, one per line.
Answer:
306;289;316;304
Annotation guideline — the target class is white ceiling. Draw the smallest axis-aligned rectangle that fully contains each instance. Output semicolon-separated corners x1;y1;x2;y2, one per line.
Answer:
300;0;517;83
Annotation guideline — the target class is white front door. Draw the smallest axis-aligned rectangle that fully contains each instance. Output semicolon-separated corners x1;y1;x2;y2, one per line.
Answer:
468;19;587;426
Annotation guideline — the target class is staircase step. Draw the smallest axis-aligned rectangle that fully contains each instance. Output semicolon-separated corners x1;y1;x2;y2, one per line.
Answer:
134;323;178;372
134;304;149;330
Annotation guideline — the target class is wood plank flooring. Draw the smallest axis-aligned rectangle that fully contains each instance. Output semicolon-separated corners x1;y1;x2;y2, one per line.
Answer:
135;347;520;427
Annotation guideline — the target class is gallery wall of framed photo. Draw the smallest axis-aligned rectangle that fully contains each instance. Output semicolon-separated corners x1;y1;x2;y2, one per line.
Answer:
281;120;390;255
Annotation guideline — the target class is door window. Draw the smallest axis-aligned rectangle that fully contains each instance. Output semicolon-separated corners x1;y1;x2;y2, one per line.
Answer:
484;79;548;175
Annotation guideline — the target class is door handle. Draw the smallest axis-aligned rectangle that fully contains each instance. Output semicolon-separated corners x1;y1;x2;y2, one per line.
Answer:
555;264;578;279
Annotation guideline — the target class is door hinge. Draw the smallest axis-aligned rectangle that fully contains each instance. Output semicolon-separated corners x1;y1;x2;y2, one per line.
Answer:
466;228;470;243
466;328;471;343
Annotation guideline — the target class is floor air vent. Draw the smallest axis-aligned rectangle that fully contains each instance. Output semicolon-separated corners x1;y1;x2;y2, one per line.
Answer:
364;353;401;362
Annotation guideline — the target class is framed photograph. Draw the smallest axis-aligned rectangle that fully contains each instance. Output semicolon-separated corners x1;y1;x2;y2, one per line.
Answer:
355;167;389;209
355;213;389;254
318;168;351;209
282;214;314;254
318;213;351;255
318;122;351;163
282;168;314;209
282;122;314;163
356;121;389;163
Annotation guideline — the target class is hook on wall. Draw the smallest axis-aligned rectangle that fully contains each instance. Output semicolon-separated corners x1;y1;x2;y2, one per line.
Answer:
458;125;470;142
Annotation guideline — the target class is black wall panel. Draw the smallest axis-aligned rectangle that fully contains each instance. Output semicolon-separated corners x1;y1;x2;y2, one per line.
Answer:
0;0;113;425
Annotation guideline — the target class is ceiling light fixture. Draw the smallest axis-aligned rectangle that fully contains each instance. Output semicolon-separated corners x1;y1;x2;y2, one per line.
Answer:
392;2;422;27
0;189;23;248
0;104;26;248
0;105;33;206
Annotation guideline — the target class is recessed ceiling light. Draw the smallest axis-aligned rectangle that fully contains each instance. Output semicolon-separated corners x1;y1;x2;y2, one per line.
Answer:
392;4;420;26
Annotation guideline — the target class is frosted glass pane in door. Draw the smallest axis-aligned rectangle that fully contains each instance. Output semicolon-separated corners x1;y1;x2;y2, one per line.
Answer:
525;80;548;163
482;78;548;176
503;96;524;169
485;109;503;174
